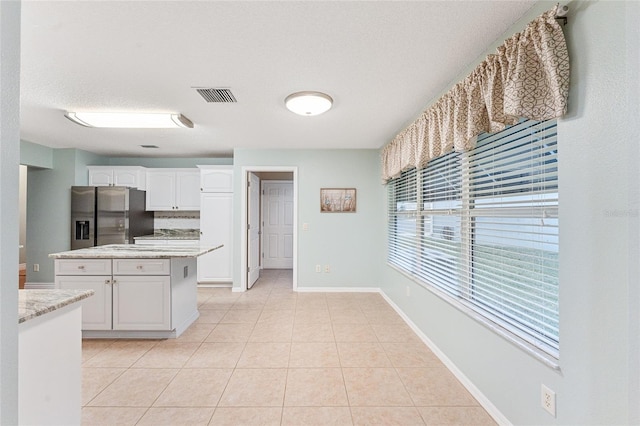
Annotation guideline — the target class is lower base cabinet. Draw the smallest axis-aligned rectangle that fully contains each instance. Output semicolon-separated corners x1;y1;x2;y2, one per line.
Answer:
55;258;196;338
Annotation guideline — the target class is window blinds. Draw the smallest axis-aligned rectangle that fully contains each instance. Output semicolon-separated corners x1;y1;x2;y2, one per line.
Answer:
387;119;559;357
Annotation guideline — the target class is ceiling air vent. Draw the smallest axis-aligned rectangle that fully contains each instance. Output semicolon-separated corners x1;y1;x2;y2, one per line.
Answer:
195;88;237;103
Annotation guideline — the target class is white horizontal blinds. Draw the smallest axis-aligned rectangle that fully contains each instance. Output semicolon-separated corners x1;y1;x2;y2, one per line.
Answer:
466;119;559;355
417;152;463;296
387;168;418;271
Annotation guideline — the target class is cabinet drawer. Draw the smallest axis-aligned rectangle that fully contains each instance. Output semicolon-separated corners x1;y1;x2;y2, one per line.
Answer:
55;259;112;275
113;259;170;275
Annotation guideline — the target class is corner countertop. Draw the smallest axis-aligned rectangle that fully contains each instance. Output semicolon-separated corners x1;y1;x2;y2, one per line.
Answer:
19;289;95;324
135;229;200;240
48;244;223;259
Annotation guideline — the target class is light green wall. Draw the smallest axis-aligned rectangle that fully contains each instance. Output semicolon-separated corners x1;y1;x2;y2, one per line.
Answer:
20;139;53;169
380;1;640;424
232;149;385;290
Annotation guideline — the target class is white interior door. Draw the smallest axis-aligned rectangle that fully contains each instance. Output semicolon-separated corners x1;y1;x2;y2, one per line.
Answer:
248;173;261;288
262;181;294;269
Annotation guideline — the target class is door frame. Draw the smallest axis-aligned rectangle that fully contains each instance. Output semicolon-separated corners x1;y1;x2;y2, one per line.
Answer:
239;166;298;292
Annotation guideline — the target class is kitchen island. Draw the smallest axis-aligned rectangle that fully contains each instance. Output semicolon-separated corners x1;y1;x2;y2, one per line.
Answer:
49;244;221;339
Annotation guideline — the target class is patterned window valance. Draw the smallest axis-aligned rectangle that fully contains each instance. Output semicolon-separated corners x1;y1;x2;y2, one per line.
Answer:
381;5;570;182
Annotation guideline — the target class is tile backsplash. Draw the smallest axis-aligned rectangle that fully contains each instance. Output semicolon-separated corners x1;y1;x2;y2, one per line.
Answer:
154;211;200;230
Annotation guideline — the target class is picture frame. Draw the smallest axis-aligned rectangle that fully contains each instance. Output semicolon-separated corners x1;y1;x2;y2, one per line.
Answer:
320;188;356;213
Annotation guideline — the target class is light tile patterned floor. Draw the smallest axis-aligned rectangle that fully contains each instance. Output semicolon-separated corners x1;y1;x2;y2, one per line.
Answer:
81;270;496;425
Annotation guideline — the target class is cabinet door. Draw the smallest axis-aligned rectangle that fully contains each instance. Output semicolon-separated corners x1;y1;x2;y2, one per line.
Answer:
198;192;233;282
146;171;177;211
113;168;140;188
56;276;112;330
200;167;233;192
88;169;113;186
112;276;171;330
176;171;201;210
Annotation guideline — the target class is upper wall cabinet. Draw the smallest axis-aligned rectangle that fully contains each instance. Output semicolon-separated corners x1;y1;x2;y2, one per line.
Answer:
199;165;233;192
146;169;200;211
88;166;147;190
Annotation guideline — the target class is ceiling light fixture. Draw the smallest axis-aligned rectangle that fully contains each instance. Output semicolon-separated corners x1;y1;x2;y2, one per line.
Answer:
65;112;194;128
285;91;333;116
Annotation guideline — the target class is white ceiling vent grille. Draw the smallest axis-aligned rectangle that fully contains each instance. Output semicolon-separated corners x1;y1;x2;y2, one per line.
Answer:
195;88;237;103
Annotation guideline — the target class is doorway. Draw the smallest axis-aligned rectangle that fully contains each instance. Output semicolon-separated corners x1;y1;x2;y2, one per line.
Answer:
241;167;297;292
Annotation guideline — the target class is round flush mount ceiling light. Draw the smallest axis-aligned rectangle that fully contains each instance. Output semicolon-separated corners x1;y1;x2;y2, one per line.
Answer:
285;91;333;116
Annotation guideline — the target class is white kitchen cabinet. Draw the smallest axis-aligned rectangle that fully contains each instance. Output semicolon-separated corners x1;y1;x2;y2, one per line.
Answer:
199;165;233;192
146;168;200;211
198;192;233;282
88;166;146;189
55;258;171;332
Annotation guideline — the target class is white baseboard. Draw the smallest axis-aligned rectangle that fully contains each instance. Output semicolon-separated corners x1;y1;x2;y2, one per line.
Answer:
379;291;510;426
24;282;55;289
296;286;380;293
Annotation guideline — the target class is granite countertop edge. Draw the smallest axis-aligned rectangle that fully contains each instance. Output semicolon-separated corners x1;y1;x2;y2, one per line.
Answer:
48;244;223;259
19;289;95;324
135;229;200;240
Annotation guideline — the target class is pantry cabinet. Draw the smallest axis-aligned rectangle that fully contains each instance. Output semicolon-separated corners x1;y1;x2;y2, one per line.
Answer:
88;166;146;189
146;168;200;211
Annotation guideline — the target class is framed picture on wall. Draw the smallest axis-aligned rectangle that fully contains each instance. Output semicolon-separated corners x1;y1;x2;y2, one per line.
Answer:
320;188;356;213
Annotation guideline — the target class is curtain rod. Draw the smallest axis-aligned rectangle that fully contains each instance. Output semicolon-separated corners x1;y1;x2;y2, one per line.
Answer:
555;4;568;25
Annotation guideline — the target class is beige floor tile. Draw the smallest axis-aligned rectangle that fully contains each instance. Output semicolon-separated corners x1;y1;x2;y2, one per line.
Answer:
236;342;291;368
154;368;232;407
137;407;215;425
351;406;425;425
330;309;369;324
292;322;335;342
342;368;413;406
281;407;353;425
396;368;478;406
230;300;267;310
284;368;348;406
249;322;293;342
296;299;329;310
382;342;442;368
199;298;236;311
337;342;392;367
82;340;158;368
417;406;497;425
294;309;331;324
264;297;297;311
362;309;405;324
82;367;125;405
218;368;287;407
132;341;200;368
82;339;116;363
371;323;422;343
88;368;178;407
327;298;361;311
289;342;340;368
81;407;146;425
219;309;262;324
258;309;296;323
210;407;282;425
184;342;245;368
174;323;216;343
206;323;255;342
196;309;227;324
333;323;378;342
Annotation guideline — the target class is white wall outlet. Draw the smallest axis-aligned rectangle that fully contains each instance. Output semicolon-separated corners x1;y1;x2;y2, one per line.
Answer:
541;384;556;417
303;223;309;231
324;265;330;273
315;264;321;273
33;263;39;272
406;286;411;296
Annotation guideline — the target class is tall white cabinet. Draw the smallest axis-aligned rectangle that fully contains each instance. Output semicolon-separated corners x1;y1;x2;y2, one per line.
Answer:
198;166;233;283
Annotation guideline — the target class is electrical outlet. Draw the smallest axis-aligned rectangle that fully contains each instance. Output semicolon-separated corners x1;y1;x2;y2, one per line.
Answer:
315;264;321;273
33;264;39;272
406;286;411;296
303;223;309;231
541;384;556;417
324;265;330;273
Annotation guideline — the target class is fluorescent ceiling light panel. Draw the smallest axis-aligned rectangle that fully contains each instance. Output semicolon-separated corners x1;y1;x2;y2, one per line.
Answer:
65;112;194;128
285;91;333;116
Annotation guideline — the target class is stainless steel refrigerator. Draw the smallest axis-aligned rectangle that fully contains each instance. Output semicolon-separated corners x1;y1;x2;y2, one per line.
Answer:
71;186;154;249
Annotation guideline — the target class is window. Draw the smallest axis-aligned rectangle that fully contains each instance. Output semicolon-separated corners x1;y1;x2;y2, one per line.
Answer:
387;119;559;357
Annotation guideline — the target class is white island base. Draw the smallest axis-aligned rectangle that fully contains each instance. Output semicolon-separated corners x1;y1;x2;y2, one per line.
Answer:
50;245;219;339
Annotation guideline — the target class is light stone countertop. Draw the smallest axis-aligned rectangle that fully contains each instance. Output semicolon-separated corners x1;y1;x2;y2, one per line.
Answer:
134;228;200;240
19;289;95;324
48;244;222;259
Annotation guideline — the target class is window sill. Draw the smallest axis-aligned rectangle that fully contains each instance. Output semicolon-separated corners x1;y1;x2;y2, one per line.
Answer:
387;262;562;372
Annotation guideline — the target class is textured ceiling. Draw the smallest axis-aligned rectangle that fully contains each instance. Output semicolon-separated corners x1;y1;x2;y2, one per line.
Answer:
20;1;537;157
